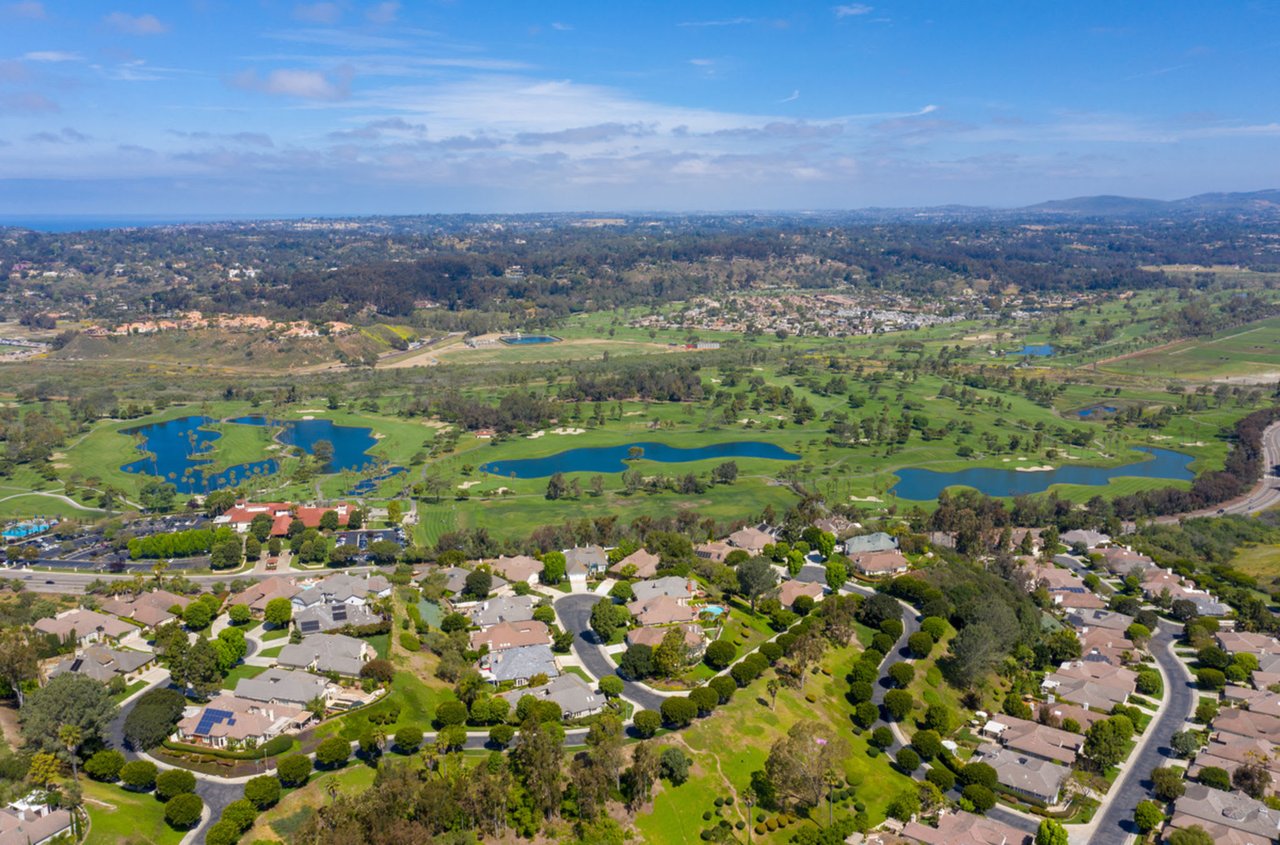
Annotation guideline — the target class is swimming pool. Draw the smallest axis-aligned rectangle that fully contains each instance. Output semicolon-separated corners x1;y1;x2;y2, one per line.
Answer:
701;605;726;617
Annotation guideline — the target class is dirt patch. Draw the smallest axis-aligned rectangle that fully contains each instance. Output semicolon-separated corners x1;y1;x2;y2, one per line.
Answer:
0;704;23;750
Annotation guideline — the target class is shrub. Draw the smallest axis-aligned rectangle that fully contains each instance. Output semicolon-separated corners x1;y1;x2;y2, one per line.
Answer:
222;798;258;832
120;760;158;791
907;631;934;658
399;632;421;652
925;765;955;792
920;616;947;640
228;604;252;625
704;640;737;670
871;632;896;655
84;749;125;782
1134;800;1164;832
870;727;893;749
848;681;873;703
912;730;943;760
963;784;996;813
205;819;240;845
360;658;395;684
689;687;719;716
882;689;914;721
260;734;293;758
277;754;312;787
887;662;915;688
880;618;904;639
661;696;698;727
1198;766;1231;791
489;724;515;748
633;709;661;738
660;746;691;785
156;768;197;801
435;700;468;727
895;747;920;772
244;775;281;809
164;793;204;829
1195;668;1225;690
1135;670;1162;697
315;737;350;768
708;676;736;704
395;726;424;752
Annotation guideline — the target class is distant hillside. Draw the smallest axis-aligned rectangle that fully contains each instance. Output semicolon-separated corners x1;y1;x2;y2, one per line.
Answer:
1023;189;1280;217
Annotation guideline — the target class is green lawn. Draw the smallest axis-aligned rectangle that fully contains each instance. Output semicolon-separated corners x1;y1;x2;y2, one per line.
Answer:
258;644;284;659
223;663;267;689
317;670;455;741
110;678;148;704
259;625;290;641
83;779;183;845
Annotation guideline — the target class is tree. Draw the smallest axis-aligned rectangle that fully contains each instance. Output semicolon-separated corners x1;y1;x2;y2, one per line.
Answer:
907;631;934;658
1082;716;1133;771
659;696;697;727
888;662;915;688
912;730;943;760
156;769;197;801
312;439;335;470
1151;766;1186;801
825;558;848;589
182;600;213;630
711;461;738;485
360;658;395;685
1171;730;1201;758
164;793;203;829
1198;765;1231;790
315;736;350;768
895;747;920;772
764;721;849;810
120;760;158;791
922;702;953;733
206;820;240;845
277;754;311;787
599;675;624;698
221;799;258;833
58;723;83;781
175;636;222;699
264;597;292;627
625;741;660;811
1134;800;1164;833
660;746;690;785
653;627;689;677
123;688;186;750
462;569;492;601
959;762;998;790
1233;753;1272;799
545;472;568;500
590;598;630;642
633;709;661;738
541;551;566;585
964;783;996;813
84;749;125;782
228;603;252;625
511;716;564;819
1167;828;1215;845
0;627;38;707
883;689;914;721
140;479;177;512
736;556;777;611
21;673;117;755
1035;819;1068;845
244;774;281;809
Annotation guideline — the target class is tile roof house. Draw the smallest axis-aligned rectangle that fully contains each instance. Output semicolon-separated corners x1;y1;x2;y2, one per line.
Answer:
1222;686;1280;719
850;549;910;577
972;743;1071;805
229;576;302;615
902;810;1033;845
813;516;858;538
175;693;309;749
469;596;537;629
480;643;558;686
488;554;543;584
1041;701;1107;732
1096;547;1155;577
293;602;381;635
1066;608;1133;632
1043;660;1136;711
727;527;773;555
563;546;608;573
234;667;332;708
1214;708;1280;744
1170;783;1280;845
499;673;602;719
842;531;899;555
215;501;352;537
100;589;192;628
1217;631;1280;658
610;548;661;579
292;572;391;610
628;594;698;626
778;579;825;608
625;623;708;659
630;576;695;604
276;633;372;677
0;796;73;845
1060;529;1110;550
469;620;551;654
34;609;135;646
694;541;735;564
49;645;154;684
1023;563;1105;610
981;715;1082;766
1189;736;1280;795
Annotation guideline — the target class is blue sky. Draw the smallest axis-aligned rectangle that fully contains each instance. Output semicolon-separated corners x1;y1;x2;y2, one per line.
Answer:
1;1;1278;215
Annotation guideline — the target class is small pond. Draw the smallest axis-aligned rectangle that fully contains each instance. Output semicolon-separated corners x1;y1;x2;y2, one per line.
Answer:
1078;405;1119;418
889;446;1195;500
479;440;799;479
1018;344;1054;357
500;335;561;345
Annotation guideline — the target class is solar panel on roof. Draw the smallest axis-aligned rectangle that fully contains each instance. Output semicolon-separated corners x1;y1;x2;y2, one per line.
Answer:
194;707;234;735
300;620;321;633
331;605;348;621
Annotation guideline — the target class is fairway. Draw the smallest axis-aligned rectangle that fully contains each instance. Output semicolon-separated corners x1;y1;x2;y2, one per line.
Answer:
1099;316;1280;381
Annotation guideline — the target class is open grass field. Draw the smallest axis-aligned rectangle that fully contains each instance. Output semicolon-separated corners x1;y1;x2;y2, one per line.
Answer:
635;643;916;845
244;762;378;843
83;779;183;845
1098;315;1280;381
1230;543;1280;590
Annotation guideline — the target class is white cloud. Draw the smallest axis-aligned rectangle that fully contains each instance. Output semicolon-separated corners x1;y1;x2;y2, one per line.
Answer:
21;51;81;62
678;17;757;27
780;90;800;103
232;67;352;100
104;12;169;35
834;4;873;18
689;58;715;67
294;3;342;25
366;2;399;24
551;22;572;31
5;2;44;19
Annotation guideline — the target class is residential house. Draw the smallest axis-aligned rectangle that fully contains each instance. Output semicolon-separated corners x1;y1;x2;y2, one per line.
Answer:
630;576;695;605
1041;701;1107;733
628;595;698;626
971;743;1071;805
229;576;301;616
1043;660;1136;711
1217;631;1280;659
1213;708;1280;744
1060;529;1110;550
1023;563;1105;610
489;555;543;584
727;527;773;555
499;674;603;719
813;516;858;538
842;531;899;555
695;541;735;564
1096;547;1155;578
100;589;192;628
49;645;153;684
1223;686;1280;719
469;620;551;654
480;643;558;686
1169;783;1280;845
234;667;332;709
981;715;1082;766
1189;736;1280;795
469;596;537;629
625;624;708;660
294;602;380;635
276;633;372;677
610;548;661;579
215;500;352;536
292;572;391;611
564;546;608;588
902;810;1033;845
0;795;73;845
850;550;910;577
174;693;309;749
1065;608;1133;632
34;609;134;646
1077;625;1130;666
778;579;825;609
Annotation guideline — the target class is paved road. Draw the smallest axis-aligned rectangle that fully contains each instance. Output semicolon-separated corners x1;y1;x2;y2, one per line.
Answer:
1085;622;1194;845
554;592;668;712
1157;420;1280;522
8;564;387;594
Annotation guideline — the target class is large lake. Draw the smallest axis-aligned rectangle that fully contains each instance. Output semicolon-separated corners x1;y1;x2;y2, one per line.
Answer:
121;415;397;494
890;446;1195;500
480;441;799;479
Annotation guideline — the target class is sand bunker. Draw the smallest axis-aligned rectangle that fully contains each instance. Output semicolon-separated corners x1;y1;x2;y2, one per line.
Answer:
849;495;883;502
527;430;546;439
552;427;585;435
1016;465;1054;472
457;480;482;489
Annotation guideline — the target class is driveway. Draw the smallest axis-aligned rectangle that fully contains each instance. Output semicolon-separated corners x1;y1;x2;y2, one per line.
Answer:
553;593;669;712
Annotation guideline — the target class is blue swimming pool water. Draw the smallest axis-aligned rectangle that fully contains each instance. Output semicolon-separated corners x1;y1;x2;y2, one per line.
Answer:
889;446;1194;500
701;605;726;617
479;441;799;479
121;415;402;494
500;335;560;345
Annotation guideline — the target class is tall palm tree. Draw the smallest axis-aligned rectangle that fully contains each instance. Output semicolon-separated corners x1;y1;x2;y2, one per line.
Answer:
58;724;83;782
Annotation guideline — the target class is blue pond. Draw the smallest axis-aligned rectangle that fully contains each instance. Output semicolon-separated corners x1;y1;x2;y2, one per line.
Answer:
890;446;1195;501
121;415;401;494
1018;344;1054;357
500;335;560;345
1078;406;1119;418
479;441;799;479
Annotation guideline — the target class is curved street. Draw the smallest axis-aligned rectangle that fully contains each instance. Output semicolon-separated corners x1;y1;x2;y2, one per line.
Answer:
553;592;669;712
